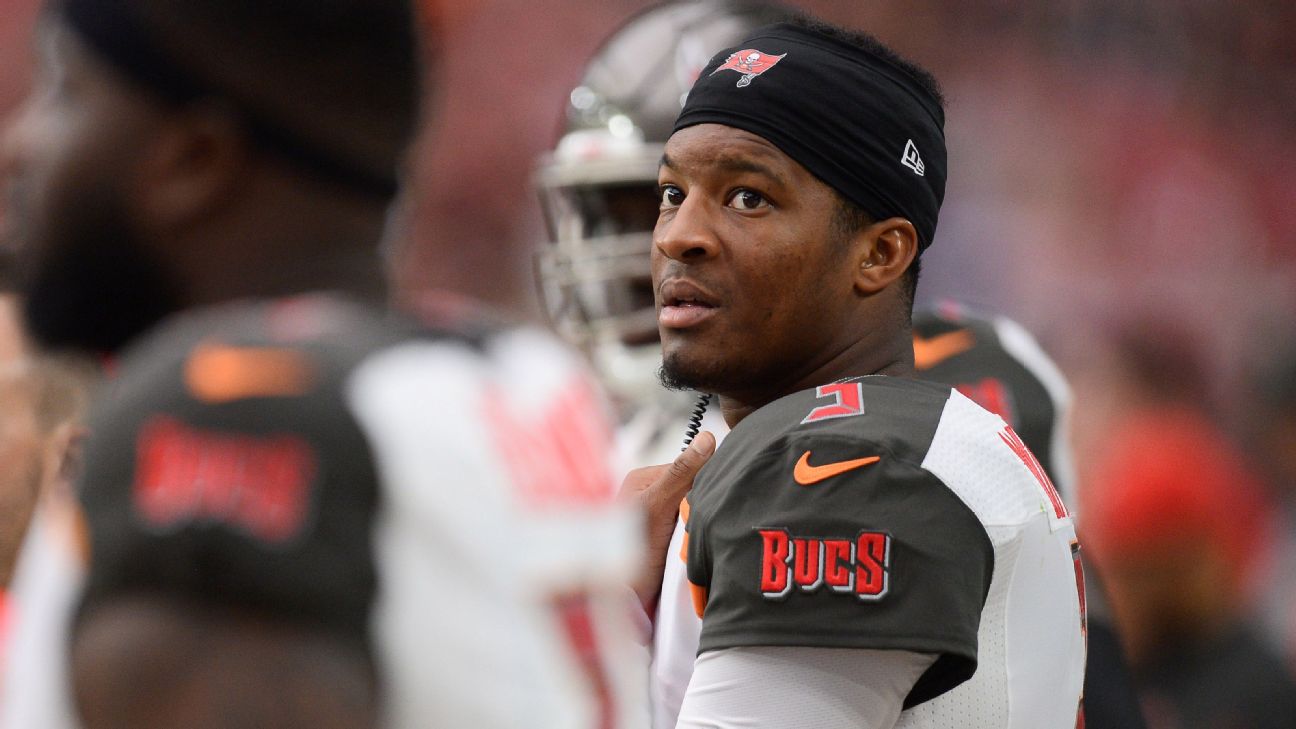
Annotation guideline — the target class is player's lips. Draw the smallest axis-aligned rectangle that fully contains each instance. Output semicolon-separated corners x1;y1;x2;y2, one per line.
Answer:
658;278;719;329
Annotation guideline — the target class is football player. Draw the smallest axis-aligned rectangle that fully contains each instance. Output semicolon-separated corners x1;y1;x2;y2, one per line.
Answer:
539;4;1133;728
544;7;1083;726
0;0;662;727
652;16;1085;725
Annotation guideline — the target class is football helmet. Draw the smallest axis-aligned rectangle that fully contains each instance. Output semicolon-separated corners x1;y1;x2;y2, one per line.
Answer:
536;0;791;406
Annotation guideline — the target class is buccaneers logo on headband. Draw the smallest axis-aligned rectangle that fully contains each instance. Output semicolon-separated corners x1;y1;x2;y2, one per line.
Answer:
712;49;787;88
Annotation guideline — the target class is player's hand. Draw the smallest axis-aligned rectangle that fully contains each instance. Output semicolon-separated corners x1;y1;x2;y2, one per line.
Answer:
620;431;716;607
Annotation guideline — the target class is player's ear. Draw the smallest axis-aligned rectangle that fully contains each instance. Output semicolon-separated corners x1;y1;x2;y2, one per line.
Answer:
130;102;250;233
852;217;917;296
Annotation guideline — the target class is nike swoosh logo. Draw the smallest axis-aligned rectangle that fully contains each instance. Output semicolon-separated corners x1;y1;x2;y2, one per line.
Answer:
793;451;881;486
913;328;974;370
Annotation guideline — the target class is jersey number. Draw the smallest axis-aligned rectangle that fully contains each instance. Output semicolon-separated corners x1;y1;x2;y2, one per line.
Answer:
801;383;865;424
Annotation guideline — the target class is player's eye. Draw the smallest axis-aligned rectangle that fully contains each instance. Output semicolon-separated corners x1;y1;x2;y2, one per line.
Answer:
727;189;769;211
658;184;685;208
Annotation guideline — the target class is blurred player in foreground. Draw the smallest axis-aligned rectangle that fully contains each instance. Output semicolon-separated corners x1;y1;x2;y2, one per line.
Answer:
0;0;664;726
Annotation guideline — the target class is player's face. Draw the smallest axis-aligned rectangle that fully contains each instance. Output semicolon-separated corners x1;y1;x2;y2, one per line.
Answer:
0;22;178;354
653;123;860;398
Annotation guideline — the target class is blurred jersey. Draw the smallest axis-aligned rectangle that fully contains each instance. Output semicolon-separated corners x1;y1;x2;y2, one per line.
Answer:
2;294;647;729
913;304;1076;502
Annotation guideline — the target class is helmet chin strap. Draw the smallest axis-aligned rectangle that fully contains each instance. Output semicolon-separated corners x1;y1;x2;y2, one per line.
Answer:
681;393;713;451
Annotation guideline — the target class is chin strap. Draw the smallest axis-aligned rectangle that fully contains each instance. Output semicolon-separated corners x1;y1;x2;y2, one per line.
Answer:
681;392;713;451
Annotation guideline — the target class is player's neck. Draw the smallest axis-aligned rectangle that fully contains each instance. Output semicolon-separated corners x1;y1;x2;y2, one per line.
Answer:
717;331;915;428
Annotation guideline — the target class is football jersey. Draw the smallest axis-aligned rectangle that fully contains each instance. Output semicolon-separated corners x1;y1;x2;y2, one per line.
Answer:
913;305;1075;501
33;294;647;729
684;377;1086;727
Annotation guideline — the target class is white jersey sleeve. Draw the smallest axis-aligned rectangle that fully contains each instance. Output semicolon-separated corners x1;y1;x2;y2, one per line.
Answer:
901;391;1086;729
676;646;935;729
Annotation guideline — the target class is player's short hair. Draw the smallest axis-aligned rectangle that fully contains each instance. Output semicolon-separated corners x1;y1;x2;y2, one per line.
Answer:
59;0;428;197
677;14;946;254
760;12;936;313
783;13;944;110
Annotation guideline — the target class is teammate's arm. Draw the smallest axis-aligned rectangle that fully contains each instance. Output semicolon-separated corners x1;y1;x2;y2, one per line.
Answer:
676;646;935;729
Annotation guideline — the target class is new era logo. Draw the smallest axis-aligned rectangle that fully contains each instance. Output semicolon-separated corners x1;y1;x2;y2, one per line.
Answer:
901;139;925;176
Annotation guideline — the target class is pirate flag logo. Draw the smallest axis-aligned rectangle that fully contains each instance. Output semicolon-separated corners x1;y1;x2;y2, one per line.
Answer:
711;48;787;88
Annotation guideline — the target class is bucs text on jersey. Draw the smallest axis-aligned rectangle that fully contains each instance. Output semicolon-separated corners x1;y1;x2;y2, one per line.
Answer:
684;376;1086;727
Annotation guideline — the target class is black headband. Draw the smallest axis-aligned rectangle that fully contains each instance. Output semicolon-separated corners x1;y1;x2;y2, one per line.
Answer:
674;22;946;251
57;0;399;198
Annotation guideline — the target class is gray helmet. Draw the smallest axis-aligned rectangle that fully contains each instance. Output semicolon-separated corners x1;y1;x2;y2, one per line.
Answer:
536;0;791;404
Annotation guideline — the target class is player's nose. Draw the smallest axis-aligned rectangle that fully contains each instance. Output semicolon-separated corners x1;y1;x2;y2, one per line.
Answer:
653;196;719;263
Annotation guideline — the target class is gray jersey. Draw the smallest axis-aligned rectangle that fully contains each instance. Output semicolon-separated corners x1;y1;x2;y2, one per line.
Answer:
685;377;1086;726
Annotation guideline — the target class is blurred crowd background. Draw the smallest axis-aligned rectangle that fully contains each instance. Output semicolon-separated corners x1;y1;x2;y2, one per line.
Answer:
2;0;1293;726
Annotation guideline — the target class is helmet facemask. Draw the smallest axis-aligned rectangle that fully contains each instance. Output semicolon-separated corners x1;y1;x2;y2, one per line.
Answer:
536;130;665;404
